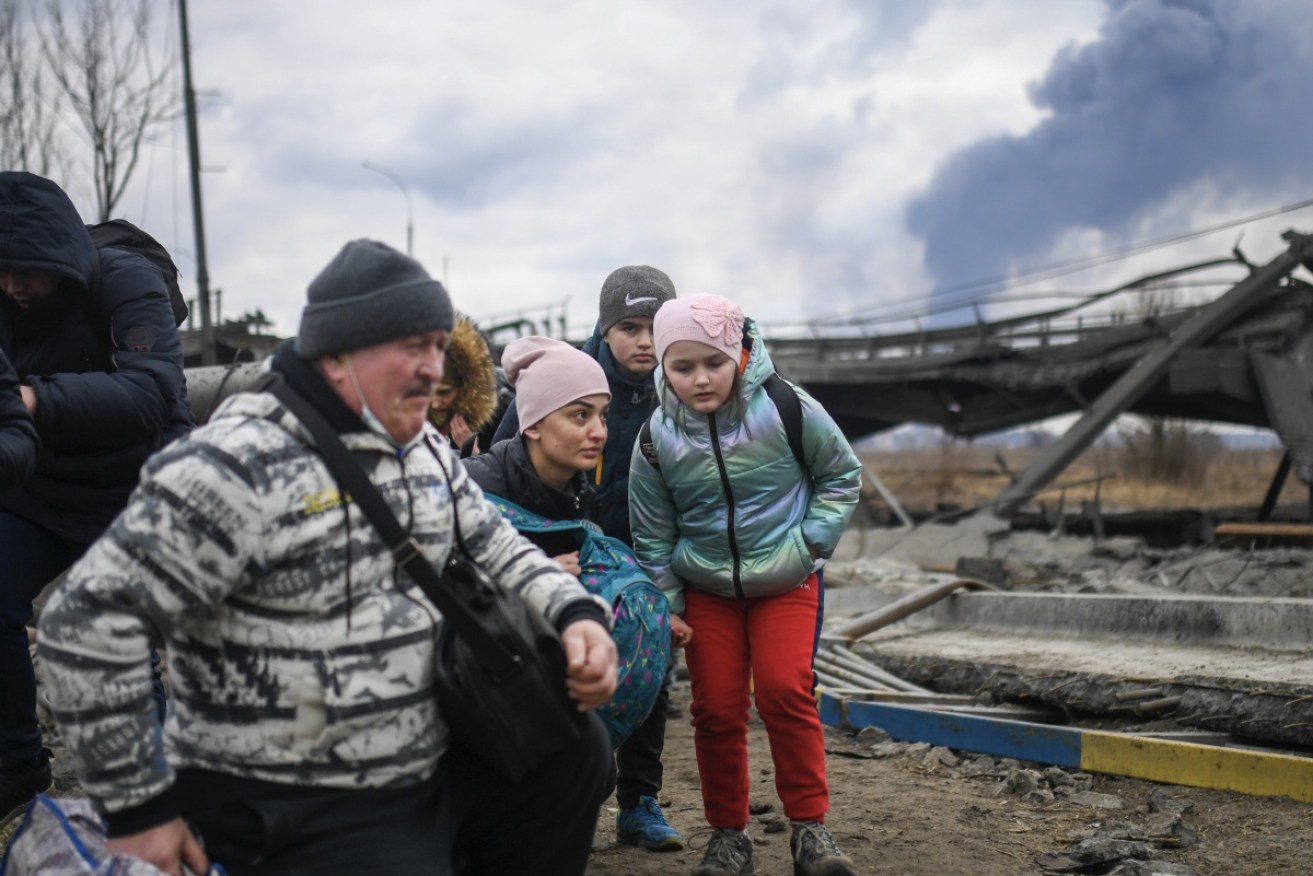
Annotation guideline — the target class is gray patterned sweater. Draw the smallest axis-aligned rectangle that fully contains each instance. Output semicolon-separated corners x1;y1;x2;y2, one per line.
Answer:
37;388;605;831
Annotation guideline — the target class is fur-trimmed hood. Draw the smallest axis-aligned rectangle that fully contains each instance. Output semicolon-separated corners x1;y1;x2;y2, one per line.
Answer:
430;313;498;431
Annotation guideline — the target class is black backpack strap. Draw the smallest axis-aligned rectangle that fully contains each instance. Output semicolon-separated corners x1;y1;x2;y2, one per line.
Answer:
638;417;660;470
267;378;516;676
641;376;804;474
764;372;806;473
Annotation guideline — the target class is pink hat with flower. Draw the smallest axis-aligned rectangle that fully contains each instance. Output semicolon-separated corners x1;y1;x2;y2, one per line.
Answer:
654;293;745;365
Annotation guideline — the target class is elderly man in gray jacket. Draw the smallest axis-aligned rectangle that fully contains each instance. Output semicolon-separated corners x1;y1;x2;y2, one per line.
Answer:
38;240;618;876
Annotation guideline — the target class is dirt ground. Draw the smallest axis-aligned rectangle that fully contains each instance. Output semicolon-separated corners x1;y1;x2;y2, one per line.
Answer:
585;679;1313;875
14;651;1312;876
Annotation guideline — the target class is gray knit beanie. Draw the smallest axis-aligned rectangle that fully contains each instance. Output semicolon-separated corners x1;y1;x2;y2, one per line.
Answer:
596;265;677;335
296;239;454;358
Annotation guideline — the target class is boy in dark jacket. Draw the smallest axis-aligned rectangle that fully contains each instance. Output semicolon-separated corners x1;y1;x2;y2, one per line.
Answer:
0;172;194;828
493;264;683;850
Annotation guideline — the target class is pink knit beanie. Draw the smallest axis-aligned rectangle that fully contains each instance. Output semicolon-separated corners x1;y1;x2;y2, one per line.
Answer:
501;336;610;432
654;293;745;365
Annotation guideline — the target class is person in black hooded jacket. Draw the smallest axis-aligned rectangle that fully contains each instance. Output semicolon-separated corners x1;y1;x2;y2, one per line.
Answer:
0;171;194;829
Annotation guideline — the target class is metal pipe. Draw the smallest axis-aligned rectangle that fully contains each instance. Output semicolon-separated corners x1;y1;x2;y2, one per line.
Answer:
814;653;900;691
820;647;931;693
813;666;893;693
829;578;995;642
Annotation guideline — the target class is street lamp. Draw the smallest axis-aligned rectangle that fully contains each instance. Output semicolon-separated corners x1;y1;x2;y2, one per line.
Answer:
361;160;414;256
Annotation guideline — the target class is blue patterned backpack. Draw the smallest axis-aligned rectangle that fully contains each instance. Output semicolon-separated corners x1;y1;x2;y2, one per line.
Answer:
486;495;671;748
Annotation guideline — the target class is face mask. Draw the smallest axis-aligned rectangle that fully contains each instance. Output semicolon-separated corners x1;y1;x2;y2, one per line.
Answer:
345;356;425;451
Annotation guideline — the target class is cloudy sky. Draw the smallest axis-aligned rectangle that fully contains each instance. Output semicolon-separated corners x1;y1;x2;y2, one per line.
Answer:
91;0;1313;340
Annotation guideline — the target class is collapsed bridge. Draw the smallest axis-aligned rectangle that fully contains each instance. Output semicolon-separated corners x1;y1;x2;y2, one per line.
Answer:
769;230;1313;515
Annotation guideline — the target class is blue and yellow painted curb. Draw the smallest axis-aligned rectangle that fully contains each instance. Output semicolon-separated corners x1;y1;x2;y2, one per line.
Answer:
819;692;1313;803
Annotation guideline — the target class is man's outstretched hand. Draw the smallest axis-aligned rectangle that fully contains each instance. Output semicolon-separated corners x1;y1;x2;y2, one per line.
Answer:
561;618;618;711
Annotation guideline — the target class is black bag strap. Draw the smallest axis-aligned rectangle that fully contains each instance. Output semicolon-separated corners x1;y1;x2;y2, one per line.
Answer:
638;371;806;473
764;372;807;472
268;379;518;676
638;418;660;469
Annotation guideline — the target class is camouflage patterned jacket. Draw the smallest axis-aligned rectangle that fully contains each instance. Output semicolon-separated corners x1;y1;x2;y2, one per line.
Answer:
37;385;606;833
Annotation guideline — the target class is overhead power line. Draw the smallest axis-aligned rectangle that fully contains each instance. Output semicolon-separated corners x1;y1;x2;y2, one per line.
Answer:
804;194;1313;329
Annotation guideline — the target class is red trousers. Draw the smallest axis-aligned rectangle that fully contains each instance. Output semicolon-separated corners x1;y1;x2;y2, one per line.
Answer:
683;575;828;829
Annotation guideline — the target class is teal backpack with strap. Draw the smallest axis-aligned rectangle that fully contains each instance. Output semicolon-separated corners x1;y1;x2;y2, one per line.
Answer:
484;495;672;749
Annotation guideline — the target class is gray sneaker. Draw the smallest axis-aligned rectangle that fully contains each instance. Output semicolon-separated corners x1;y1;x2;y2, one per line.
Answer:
693;828;754;876
790;821;856;876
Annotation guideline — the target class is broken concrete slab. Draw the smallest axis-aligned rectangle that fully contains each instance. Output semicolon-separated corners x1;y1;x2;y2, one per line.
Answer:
903;591;1313;650
850;642;1313;748
832;520;1313;600
822;526;1313;746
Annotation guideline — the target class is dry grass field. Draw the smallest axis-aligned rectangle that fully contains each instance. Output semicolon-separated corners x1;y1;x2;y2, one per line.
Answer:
858;429;1298;521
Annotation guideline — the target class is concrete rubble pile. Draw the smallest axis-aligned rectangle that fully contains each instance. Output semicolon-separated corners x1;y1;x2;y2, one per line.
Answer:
823;520;1313;749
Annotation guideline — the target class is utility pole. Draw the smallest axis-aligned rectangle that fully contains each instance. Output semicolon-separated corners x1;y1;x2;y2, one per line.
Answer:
179;0;215;365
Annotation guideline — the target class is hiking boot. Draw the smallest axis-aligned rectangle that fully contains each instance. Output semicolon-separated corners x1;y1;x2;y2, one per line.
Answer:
0;749;52;830
692;828;754;876
790;821;856;876
616;796;684;850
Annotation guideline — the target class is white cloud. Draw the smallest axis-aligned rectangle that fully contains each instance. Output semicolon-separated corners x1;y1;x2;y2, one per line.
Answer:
111;0;1106;339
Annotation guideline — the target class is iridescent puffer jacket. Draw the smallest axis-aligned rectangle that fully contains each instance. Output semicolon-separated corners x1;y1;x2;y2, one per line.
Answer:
628;319;862;613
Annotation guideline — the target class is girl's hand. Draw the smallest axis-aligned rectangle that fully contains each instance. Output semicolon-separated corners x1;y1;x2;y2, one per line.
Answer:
448;413;476;447
554;551;582;576
670;613;693;647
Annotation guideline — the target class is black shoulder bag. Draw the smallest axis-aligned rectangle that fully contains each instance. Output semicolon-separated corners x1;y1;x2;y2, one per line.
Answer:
269;380;585;782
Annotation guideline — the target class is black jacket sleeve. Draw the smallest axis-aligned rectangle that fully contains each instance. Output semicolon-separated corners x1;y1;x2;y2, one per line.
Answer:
27;250;187;444
490;398;521;444
0;347;37;489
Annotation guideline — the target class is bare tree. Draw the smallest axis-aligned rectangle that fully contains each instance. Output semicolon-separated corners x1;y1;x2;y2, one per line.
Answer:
38;0;177;221
0;0;65;176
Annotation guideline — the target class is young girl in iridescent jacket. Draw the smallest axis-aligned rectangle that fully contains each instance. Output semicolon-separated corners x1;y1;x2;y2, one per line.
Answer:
628;293;862;876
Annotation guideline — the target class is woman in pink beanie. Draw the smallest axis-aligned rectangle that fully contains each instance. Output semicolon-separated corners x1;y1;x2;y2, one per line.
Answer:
630;293;863;876
461;338;672;755
462;336;610;573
